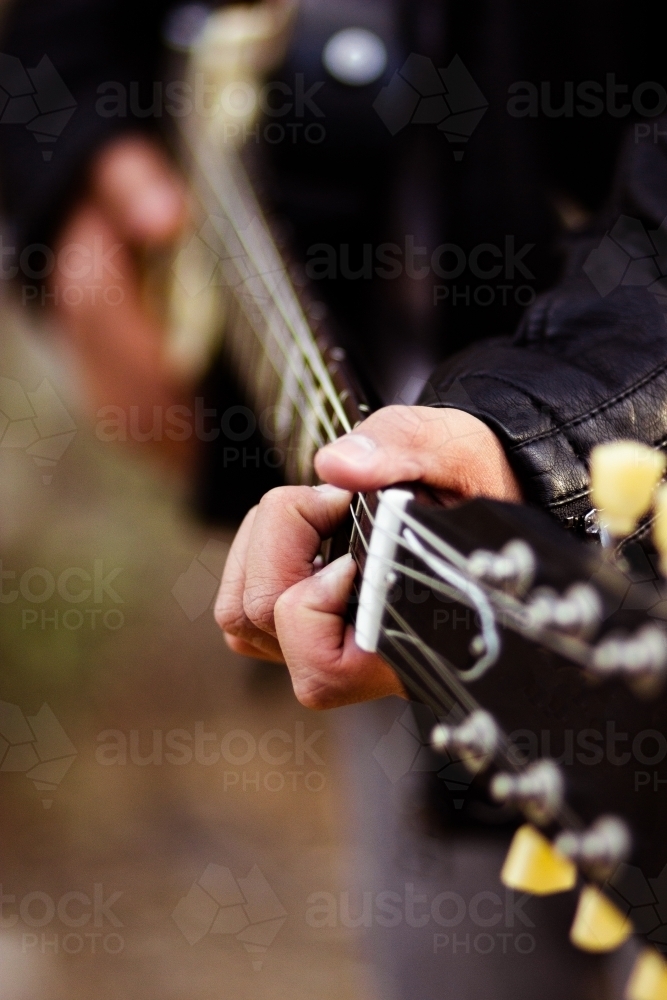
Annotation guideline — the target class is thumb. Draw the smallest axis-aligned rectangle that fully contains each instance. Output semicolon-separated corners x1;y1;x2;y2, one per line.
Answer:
91;135;187;245
314;404;520;498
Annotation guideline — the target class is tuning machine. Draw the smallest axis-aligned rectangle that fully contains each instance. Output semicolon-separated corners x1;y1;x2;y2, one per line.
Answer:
431;709;500;774
490;759;564;825
524;582;603;641
554;816;631;882
467;539;536;596
589;624;667;695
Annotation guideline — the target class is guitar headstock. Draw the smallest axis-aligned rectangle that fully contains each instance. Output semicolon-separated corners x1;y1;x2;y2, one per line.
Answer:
351;442;667;997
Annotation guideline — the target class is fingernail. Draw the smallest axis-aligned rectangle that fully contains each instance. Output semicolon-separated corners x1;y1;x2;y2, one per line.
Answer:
322;434;376;461
313;483;351;496
315;552;354;581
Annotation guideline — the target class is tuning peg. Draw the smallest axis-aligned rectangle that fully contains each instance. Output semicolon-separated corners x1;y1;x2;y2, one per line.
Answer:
431;709;500;774
500;824;576;895
467;539;536;595
590;624;667;695
490;759;563;826
569;885;631;952
525;582;602;640
654;485;667;577
627;950;667;1000
554;816;631;882
590;441;665;538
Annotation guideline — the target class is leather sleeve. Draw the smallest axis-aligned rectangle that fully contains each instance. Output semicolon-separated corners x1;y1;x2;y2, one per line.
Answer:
420;124;667;531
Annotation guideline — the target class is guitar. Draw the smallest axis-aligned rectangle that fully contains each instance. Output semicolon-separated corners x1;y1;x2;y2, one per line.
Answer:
167;6;667;997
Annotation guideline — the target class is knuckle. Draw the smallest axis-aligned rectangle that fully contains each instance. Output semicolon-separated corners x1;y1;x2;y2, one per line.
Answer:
291;675;329;711
213;590;237;632
242;583;276;632
214;601;244;635
257;485;309;516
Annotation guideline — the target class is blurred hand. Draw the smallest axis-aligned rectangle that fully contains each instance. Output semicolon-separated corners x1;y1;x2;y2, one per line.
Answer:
215;404;522;708
50;135;191;468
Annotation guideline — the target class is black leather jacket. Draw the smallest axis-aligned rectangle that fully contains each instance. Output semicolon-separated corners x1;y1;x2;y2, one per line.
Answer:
421;125;667;534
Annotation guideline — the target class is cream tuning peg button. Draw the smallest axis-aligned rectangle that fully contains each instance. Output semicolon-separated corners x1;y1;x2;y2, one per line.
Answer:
654;484;667;577
627;950;667;1000
590;441;666;538
490;760;563;825
569;885;631;952
431;710;500;774
501;824;576;895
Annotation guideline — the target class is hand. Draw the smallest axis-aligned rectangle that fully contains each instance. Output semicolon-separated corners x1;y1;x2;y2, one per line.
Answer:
50;135;191;469
215;405;522;708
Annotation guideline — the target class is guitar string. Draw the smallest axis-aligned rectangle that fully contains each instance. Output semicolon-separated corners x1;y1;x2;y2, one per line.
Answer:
189;139;390;537
191;156;339;448
346;503;464;714
193;141;352;444
220;264;334;448
349;511;587;829
347;520;473;718
219;237;337;457
347;545;452;716
223;282;329;449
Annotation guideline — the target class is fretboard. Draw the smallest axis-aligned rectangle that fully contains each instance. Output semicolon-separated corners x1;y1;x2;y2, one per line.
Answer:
189;139;368;484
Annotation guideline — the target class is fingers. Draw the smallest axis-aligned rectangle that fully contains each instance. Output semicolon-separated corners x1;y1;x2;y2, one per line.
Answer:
314;405;523;501
243;484;352;634
275;554;406;709
215;506;281;659
90;135;188;245
215;485;351;656
224;633;284;663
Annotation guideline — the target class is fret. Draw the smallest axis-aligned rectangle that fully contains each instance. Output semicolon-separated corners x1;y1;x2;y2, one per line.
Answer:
188;137;352;442
219;231;338;454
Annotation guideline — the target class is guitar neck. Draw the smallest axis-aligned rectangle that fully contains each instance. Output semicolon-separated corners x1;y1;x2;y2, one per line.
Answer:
187;138;369;484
